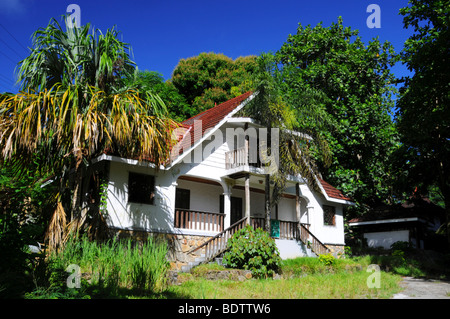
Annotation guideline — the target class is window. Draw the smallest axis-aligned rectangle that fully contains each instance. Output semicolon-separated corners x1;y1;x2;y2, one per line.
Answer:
175;188;190;209
174;188;190;229
323;205;336;226
128;172;155;205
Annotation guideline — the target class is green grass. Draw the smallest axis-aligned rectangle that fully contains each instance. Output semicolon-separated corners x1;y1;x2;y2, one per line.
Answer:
28;238;449;299
26;235;170;299
167;274;401;299
165;257;403;299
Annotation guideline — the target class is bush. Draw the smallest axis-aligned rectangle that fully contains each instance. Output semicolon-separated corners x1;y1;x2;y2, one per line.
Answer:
318;253;336;266
222;225;281;278
390;241;412;252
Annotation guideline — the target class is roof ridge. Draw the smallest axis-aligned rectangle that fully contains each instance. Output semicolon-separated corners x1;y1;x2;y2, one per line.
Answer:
182;91;253;126
318;178;352;201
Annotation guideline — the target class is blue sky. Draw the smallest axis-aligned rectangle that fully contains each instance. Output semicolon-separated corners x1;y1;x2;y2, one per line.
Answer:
0;0;413;93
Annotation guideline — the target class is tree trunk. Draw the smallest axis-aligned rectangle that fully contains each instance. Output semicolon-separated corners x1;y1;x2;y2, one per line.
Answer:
438;161;450;247
443;193;450;248
71;155;83;229
265;174;271;232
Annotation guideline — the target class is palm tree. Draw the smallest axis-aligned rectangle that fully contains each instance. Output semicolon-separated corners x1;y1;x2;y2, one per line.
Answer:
0;16;176;249
243;53;331;231
17;16;135;93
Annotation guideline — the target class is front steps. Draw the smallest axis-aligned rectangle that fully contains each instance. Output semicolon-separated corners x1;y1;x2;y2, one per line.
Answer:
275;239;317;259
180;240;316;273
179;220;329;272
180;254;224;273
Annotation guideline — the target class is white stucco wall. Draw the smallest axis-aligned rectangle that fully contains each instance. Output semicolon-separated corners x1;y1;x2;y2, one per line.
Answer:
102;122;347;246
176;179;223;214
105;160;176;234
364;230;410;249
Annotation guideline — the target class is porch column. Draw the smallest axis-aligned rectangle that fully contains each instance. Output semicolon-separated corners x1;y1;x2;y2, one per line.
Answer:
223;189;231;229
296;183;301;224
245;173;250;224
306;205;314;232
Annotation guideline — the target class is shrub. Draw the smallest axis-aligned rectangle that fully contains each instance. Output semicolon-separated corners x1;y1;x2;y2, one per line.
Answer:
222;225;281;278
390;241;411;252
318;253;336;266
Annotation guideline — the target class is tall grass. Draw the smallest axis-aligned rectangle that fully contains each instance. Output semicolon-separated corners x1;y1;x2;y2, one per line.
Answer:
168;256;403;299
47;235;170;296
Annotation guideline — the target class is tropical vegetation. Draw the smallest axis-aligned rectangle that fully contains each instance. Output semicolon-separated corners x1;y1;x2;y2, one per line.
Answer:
171;52;257;119
273;17;399;217
0;16;177;251
1;0;449;299
395;0;450;244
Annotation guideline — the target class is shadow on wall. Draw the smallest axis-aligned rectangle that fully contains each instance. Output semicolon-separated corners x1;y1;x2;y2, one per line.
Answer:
104;176;182;257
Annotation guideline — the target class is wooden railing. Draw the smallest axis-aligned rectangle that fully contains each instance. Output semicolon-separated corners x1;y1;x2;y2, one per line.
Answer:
279;220;299;240
225;147;247;169
185;215;329;265
250;217;329;254
250;217;265;230
250;218;298;240
174;208;224;232
298;223;330;255
225;147;262;170
189;217;248;262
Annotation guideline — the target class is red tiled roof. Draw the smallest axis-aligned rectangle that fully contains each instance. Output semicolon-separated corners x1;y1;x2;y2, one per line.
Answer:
319;179;352;201
172;91;253;156
182;91;252;136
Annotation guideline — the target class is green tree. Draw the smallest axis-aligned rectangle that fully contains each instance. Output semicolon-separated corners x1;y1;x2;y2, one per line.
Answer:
171;52;257;119
0;157;56;298
17;17;135;94
396;0;450;244
274;17;399;215
124;70;190;122
0;16;176;249
242;54;331;230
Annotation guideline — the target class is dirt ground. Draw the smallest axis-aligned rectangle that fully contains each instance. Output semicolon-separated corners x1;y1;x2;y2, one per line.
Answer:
392;276;450;299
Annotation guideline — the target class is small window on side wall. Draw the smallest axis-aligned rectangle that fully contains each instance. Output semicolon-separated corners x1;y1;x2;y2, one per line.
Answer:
128;172;155;205
175;188;190;210
323;205;336;226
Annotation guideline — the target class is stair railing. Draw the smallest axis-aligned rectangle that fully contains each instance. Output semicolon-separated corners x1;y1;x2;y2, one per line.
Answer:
297;223;330;255
189;217;248;262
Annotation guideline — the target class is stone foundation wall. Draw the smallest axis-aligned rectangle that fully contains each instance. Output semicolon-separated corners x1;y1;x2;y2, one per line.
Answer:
325;244;345;257
111;228;347;270
111;229;213;271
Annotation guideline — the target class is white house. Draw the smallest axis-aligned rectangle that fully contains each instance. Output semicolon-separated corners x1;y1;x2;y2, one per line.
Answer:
85;92;353;271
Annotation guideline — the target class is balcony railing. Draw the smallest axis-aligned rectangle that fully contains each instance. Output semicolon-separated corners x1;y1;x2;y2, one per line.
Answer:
225;147;247;170
174;208;224;232
225;146;263;169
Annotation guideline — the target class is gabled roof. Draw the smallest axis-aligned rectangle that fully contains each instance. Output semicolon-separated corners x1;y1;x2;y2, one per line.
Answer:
182;91;253;129
318;179;352;202
170;92;254;163
179;91;253;150
171;91;352;205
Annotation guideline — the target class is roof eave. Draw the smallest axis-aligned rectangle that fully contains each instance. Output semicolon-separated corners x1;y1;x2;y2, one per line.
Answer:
167;92;256;168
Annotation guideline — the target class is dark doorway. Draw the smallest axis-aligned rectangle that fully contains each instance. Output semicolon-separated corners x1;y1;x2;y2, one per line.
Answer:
220;195;243;225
